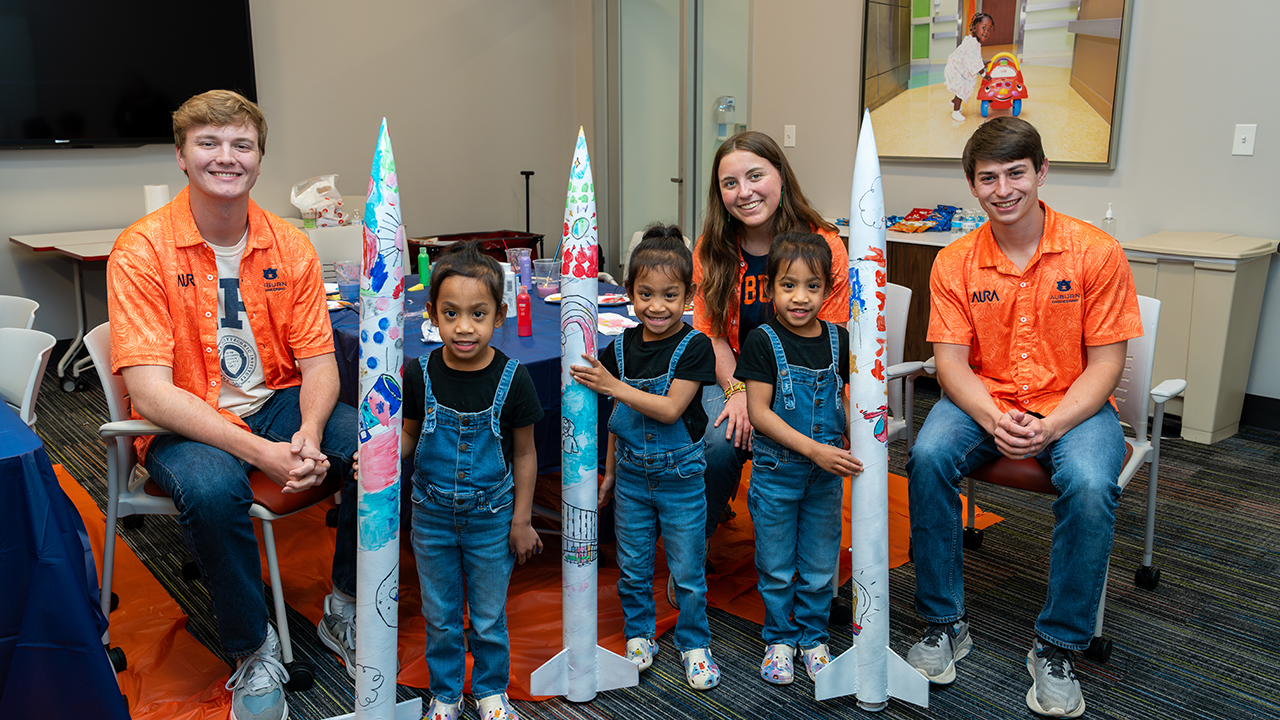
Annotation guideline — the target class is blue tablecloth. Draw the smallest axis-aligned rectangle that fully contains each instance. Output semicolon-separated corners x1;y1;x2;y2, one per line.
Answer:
330;277;623;473
0;408;129;719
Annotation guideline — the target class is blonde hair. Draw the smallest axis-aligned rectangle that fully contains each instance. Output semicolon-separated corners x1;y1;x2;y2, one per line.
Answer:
172;90;267;154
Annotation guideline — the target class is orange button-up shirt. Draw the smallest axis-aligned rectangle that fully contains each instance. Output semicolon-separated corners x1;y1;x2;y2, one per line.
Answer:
107;186;335;459
927;203;1141;416
693;226;850;357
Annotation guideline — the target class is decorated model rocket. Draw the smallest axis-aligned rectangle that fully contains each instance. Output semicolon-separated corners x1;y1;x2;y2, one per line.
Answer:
348;120;420;720
531;128;639;701
814;109;929;711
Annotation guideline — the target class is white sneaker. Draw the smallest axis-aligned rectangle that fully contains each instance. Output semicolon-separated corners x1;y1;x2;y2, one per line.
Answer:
317;593;356;680
1026;638;1086;718
227;625;290;720
952;110;966;122
907;619;972;685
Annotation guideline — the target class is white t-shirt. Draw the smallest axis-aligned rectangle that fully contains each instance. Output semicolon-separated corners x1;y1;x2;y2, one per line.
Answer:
209;230;274;417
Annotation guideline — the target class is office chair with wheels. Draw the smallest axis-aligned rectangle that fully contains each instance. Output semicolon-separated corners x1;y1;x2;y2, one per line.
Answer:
85;322;342;689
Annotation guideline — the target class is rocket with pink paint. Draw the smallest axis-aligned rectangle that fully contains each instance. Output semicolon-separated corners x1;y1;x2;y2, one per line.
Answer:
531;127;638;701
350;119;421;720
814;109;929;711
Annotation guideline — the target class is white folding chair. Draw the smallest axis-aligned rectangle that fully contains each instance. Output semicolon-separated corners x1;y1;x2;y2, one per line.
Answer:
0;327;56;426
85;322;339;687
925;295;1184;662
0;295;39;329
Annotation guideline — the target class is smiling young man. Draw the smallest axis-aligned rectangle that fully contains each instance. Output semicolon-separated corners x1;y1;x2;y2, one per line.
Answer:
903;117;1142;718
106;90;359;720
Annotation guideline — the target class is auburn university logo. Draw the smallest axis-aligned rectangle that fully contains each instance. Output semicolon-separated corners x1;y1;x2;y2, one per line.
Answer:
971;290;1000;303
1056;279;1071;292
263;268;278;280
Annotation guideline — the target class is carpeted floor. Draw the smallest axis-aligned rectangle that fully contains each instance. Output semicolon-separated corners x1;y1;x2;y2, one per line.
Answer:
33;370;1280;719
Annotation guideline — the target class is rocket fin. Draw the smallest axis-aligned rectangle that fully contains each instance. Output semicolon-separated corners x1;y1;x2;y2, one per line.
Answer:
886;648;930;708
595;645;640;691
813;645;858;701
324;697;423;720
530;648;570;697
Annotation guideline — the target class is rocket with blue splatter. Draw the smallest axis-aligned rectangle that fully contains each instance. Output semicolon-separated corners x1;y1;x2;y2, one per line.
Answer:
354;118;415;720
531;127;638;701
815;109;928;711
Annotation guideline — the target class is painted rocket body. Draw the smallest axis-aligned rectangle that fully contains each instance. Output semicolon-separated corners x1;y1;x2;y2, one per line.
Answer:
814;109;928;711
530;128;638;701
351;120;419;720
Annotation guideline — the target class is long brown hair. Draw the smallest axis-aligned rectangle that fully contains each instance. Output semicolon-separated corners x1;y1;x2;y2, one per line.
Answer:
696;130;833;337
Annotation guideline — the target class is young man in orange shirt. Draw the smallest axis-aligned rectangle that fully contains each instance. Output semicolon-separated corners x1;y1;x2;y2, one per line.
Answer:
904;117;1142;718
107;91;358;720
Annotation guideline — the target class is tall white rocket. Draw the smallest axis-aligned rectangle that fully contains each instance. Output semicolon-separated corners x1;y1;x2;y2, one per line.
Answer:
530;128;638;701
814;109;929;711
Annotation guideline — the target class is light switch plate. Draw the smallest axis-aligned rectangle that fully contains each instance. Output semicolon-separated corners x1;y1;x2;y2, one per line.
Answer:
1233;124;1257;156
784;125;796;147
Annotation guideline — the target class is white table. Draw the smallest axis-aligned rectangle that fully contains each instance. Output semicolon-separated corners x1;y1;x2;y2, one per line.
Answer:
10;229;123;390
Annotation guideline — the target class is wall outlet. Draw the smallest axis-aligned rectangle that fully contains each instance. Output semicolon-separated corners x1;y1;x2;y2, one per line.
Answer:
784;125;796;147
1233;124;1257;156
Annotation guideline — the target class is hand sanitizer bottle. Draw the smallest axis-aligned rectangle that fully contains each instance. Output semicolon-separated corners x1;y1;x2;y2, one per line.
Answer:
1103;203;1116;237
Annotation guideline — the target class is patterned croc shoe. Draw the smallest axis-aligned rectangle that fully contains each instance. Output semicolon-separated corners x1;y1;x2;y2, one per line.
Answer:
425;697;463;720
681;648;721;690
625;637;658;671
801;643;832;681
477;692;519;720
760;643;795;685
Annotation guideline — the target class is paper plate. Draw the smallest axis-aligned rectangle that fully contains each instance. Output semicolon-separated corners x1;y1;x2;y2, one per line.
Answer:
542;292;629;306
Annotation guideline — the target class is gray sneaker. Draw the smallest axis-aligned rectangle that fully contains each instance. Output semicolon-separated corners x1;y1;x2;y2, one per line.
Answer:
318;593;357;680
1025;638;1086;718
906;619;972;684
227;625;289;720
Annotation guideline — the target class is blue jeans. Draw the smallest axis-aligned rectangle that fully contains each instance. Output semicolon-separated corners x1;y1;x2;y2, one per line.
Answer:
613;443;711;652
411;478;516;703
748;448;844;649
145;386;358;658
700;385;749;538
907;396;1124;650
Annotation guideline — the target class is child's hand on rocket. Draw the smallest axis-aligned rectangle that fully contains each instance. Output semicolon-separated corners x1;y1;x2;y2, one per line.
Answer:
569;354;619;396
811;442;863;478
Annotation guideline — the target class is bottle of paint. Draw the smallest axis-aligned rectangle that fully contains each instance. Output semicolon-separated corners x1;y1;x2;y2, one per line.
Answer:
517;285;532;337
500;262;518;318
418;247;431;286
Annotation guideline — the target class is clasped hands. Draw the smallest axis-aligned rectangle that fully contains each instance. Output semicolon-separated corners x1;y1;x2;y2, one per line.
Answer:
993;410;1058;460
261;430;331;493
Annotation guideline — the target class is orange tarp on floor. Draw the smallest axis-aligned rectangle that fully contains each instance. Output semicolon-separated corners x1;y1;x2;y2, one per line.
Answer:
62;465;1000;718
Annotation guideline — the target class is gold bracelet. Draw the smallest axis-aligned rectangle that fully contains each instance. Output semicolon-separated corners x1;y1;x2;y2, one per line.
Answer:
723;381;746;401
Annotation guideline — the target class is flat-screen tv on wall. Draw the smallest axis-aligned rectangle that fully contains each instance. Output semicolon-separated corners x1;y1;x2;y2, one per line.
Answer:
0;0;256;149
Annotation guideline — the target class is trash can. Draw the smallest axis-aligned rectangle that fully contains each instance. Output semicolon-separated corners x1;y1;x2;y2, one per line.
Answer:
1123;231;1278;444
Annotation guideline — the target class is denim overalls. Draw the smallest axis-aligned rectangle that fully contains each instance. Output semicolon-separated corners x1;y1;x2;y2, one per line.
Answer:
410;357;518;704
608;329;711;652
747;321;846;649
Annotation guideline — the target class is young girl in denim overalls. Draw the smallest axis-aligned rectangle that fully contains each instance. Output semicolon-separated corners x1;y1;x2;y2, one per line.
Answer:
401;242;544;720
735;232;863;687
570;225;720;690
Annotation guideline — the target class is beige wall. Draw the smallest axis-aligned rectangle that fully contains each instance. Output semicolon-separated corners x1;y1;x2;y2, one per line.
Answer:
751;0;1280;399
1;0;593;340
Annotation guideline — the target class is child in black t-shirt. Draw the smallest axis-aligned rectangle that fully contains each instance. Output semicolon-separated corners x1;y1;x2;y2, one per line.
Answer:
570;224;720;690
735;232;863;687
400;241;543;720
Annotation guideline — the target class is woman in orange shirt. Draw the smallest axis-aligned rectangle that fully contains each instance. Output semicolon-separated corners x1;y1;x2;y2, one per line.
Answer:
692;131;849;548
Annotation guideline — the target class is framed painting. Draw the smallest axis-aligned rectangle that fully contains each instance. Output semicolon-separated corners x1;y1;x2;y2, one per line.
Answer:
862;0;1133;168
